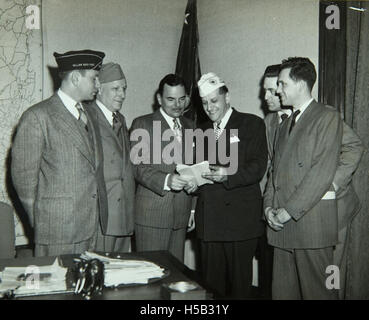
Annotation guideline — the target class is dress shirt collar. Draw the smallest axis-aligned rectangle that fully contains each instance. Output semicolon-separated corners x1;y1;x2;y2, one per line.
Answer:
294;98;314;123
160;107;182;130
213;107;233;129
57;89;80;120
96;99;114;126
277;109;292;124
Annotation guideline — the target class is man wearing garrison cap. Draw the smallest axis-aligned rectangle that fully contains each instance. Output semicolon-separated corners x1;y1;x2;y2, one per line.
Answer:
86;63;135;253
195;72;268;299
11;49;108;256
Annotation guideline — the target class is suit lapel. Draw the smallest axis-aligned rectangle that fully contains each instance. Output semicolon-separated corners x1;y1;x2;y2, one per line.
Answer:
93;102;124;152
275;100;321;172
48;94;95;166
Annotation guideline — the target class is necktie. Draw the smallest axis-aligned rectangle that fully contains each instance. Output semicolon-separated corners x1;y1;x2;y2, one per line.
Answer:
112;112;122;136
214;120;222;140
280;113;288;124
75;103;88;131
173;118;182;142
289;110;301;134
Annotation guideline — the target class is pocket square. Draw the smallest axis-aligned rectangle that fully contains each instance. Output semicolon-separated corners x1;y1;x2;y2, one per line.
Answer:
230;135;240;144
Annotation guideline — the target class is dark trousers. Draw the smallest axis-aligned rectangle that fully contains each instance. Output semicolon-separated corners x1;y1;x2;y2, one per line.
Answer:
135;224;187;263
200;238;258;299
273;246;339;300
256;232;274;299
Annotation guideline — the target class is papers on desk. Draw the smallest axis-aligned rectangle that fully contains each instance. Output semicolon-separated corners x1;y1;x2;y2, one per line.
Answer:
0;258;68;297
81;252;166;287
176;161;214;186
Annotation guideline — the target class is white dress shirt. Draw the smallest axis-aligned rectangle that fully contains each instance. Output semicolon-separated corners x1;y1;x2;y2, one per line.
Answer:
96;99;114;125
57;89;81;119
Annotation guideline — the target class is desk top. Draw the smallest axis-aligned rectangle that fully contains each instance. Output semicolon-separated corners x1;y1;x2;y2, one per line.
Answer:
0;251;209;300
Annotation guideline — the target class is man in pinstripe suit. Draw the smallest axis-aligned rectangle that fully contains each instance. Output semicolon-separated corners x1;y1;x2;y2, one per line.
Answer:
11;50;107;257
263;61;363;299
130;74;196;262
87;62;135;253
264;57;345;299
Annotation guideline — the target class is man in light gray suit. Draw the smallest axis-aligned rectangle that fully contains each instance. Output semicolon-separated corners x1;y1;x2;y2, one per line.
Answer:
87;62;135;253
262;62;363;299
11;50;108;257
130;74;196;262
264;57;344;299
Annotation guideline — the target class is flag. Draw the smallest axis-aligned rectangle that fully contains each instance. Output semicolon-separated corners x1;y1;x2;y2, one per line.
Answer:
175;0;203;123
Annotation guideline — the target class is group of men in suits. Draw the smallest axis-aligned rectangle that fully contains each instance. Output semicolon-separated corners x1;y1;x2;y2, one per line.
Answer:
10;49;363;300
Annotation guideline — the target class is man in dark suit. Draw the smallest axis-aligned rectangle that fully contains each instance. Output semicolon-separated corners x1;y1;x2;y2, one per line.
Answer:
130;74;196;262
87;62;135;253
11;50;108;257
195;73;268;299
264;57;344;299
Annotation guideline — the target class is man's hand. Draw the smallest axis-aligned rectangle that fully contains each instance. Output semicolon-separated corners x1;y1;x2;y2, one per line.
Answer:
167;174;188;191
184;178;198;194
274;208;292;224
201;165;228;183
187;210;195;232
265;207;284;231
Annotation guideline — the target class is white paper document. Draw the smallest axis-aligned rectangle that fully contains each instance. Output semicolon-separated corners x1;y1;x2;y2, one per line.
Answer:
176;161;214;186
81;252;166;287
0;258;68;296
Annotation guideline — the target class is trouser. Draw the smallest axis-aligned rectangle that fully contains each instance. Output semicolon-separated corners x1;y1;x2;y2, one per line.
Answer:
256;232;274;298
134;224;187;262
35;238;96;257
200;238;258;299
272;246;339;300
333;226;349;299
95;224;131;253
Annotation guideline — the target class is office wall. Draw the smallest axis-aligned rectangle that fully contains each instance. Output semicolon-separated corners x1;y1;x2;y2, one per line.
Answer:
42;0;186;127
198;0;319;118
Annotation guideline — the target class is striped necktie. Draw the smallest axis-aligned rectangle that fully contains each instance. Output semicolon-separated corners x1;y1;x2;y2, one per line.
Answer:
75;103;88;131
173;118;182;142
112;112;122;136
214;120;222;140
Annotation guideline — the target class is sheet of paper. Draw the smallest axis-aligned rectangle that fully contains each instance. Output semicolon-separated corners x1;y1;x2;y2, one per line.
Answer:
176;161;214;186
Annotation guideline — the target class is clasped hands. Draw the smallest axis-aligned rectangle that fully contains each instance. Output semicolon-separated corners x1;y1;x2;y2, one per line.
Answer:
265;207;292;231
168;174;198;194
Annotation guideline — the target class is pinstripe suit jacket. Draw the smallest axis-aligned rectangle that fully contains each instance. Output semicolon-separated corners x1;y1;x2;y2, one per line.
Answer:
334;121;363;230
11;94;107;245
264;100;343;249
87;101;135;236
130;109;194;229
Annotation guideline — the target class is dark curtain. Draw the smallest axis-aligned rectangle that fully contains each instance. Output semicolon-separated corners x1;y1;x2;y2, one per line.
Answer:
345;1;369;300
319;1;369;299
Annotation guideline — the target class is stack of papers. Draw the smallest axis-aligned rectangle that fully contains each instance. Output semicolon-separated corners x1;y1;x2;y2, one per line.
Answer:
176;161;214;186
0;258;68;297
81;252;166;287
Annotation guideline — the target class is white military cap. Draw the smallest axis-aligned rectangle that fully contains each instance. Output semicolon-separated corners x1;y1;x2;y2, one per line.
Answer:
198;72;225;97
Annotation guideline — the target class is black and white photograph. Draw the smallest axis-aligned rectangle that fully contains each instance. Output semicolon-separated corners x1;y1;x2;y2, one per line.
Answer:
0;0;368;304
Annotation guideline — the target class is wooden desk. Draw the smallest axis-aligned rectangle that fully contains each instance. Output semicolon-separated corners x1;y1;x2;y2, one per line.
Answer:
0;251;210;300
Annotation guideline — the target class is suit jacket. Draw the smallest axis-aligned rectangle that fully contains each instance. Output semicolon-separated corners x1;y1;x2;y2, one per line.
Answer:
264;100;343;249
195;109;268;242
334;121;363;230
260;112;280;193
130;109;194;229
87;101;135;236
11;94;107;245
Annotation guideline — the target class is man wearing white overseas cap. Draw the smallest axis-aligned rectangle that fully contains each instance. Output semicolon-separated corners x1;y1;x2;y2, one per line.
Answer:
86;62;135;253
195;72;268;299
